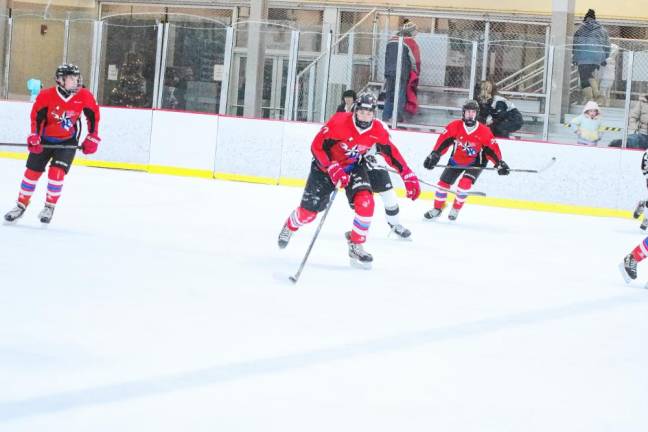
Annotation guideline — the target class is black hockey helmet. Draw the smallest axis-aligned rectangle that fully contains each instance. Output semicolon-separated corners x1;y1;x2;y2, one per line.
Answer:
55;63;81;80
353;93;377;129
55;64;82;93
462;99;480;127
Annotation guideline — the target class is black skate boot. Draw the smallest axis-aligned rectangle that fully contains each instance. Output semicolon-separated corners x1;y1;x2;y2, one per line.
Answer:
619;253;638;283
423;207;443;220
633;200;646;219
348;240;373;269
388;223;412;239
448;207;460;221
4;202;26;223
38;204;55;224
278;223;293;249
641;217;648;231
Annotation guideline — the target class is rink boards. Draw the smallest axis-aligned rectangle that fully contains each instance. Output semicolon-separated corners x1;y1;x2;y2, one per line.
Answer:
0;100;641;217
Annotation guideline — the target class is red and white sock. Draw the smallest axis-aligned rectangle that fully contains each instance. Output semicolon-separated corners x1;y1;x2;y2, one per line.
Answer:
350;190;374;244
434;180;451;209
452;176;473;210
45;166;65;206
286;207;317;231
17;168;43;206
631;237;648;262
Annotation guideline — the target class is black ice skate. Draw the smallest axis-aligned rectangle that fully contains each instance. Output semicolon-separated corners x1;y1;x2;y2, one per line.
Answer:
38;204;55;224
423;208;443;220
348;239;373;269
619;253;637;283
448;207;460;221
278;223;293;249
4;202;26;223
633;200;646;219
388;223;411;239
641;217;648;231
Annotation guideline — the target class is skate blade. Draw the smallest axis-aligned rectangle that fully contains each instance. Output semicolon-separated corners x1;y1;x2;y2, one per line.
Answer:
350;258;372;270
618;262;632;284
388;230;413;241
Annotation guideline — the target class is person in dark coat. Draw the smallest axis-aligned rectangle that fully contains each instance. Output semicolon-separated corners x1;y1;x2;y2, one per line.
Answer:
573;9;610;103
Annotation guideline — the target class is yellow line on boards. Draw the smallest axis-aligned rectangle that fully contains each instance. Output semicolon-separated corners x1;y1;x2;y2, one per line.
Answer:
0;152;633;219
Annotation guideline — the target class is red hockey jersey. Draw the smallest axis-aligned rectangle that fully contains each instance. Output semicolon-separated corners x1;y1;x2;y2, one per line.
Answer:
433;119;502;166
30;87;100;141
311;112;410;174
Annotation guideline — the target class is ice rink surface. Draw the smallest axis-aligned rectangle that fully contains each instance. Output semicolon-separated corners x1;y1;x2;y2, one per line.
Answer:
1;157;647;431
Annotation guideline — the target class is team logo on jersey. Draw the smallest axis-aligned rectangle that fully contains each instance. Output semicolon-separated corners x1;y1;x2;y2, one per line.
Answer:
52;111;74;131
458;140;477;157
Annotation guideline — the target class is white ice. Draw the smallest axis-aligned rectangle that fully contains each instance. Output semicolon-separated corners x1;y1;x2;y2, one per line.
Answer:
1;157;647;431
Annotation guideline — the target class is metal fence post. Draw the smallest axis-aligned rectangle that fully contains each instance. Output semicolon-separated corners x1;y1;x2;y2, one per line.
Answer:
90;20;103;96
218;26;234;115
3;17;12;99
542;46;556;141
284;30;300;120
307;66;315;122
622;50;635;149
154;22;170;109
391;35;404;129
346;31;355;90
62;19;70;64
468;40;478;100
319;30;333;122
481;21;490;81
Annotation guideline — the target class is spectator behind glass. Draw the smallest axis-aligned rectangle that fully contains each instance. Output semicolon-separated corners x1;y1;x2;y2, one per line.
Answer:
572;9;611;104
336;89;357;113
627;95;648;149
382;19;420;124
475;80;523;139
598;43;619;107
570;100;603;146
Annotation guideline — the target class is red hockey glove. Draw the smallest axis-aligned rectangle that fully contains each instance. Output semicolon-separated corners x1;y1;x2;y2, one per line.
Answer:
327;162;350;188
401;168;421;200
27;133;42;154
82;133;100;155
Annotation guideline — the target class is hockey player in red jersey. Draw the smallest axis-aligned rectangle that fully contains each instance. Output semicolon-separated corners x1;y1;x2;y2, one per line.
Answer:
423;99;510;221
277;93;421;268
4;64;101;224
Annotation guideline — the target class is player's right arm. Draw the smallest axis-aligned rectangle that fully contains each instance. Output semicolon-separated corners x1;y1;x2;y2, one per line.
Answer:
30;89;50;135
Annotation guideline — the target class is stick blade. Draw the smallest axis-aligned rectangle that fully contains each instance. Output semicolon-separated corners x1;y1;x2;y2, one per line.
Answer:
289;275;298;284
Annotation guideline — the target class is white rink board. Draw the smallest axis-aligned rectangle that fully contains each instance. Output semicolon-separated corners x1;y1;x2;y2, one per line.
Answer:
214;116;284;181
0;102;644;210
148;110;219;172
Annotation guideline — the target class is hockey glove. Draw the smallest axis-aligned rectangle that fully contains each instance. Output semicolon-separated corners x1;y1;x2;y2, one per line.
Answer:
327;162;350;188
423;151;441;170
27;133;42;154
82;133;101;155
401;168;421;200
497;160;511;176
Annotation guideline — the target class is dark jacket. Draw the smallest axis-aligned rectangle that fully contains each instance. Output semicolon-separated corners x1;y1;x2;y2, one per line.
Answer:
573;19;610;66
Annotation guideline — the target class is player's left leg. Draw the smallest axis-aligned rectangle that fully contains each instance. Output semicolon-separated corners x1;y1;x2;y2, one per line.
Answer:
368;167;411;239
345;166;374;268
39;146;76;224
448;167;482;221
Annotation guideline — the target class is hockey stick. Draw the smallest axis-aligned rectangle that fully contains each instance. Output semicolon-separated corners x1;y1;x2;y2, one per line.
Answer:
430;156;557;174
289;188;338;284
367;160;487;197
0;142;82;149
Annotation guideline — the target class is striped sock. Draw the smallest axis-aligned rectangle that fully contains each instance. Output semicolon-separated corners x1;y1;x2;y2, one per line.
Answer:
631;237;648;262
45;166;65;205
18;168;42;206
